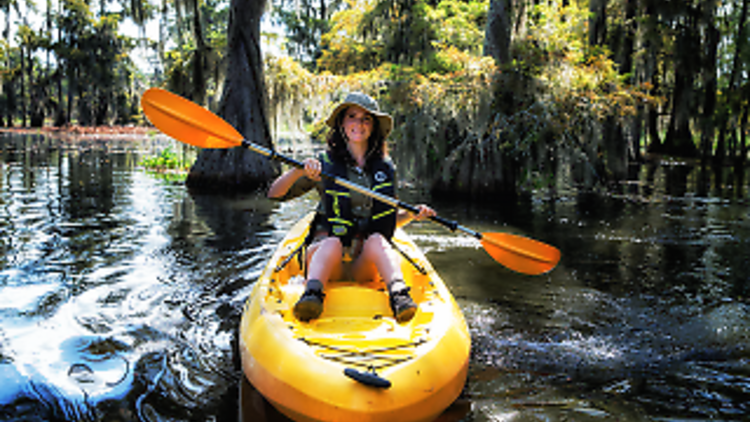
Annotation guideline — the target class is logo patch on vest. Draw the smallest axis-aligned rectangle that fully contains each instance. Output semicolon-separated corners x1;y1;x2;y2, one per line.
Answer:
374;171;388;183
332;225;348;236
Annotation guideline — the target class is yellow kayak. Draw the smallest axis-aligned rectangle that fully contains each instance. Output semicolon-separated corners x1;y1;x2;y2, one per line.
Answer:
239;213;471;422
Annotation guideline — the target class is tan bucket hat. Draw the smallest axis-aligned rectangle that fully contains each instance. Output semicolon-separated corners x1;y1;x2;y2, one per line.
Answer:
325;92;393;140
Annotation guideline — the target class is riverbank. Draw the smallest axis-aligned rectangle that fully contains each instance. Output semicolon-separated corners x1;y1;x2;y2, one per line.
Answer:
0;125;155;138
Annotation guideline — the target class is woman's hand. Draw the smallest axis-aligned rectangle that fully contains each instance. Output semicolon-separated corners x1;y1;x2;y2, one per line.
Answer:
396;204;435;228
302;158;322;181
412;204;436;221
268;157;320;199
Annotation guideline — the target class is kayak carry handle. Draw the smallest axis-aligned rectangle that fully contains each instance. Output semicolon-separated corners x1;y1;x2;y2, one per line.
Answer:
344;368;392;389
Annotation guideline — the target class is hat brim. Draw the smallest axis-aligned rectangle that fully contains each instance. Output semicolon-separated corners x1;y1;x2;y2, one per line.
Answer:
326;102;393;140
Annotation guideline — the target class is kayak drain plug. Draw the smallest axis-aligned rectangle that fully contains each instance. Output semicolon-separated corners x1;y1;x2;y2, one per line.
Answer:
344;368;392;389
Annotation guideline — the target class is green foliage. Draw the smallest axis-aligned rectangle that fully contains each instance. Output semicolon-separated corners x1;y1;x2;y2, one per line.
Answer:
282;1;645;150
271;0;343;69
164;48;194;96
139;147;192;173
4;0;744;179
317;0;380;73
162;0;228;104
0;0;141;126
430;0;488;55
512;2;656;133
317;0;489;76
363;0;435;65
265;55;317;133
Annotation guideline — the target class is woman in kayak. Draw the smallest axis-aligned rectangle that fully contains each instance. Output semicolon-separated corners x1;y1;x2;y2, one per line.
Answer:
268;92;435;323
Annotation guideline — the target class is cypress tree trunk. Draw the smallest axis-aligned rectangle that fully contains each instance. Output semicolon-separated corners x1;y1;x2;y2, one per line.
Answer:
483;0;511;65
588;0;607;46
642;0;662;153
663;24;699;158
602;0;636;180
700;1;719;164
738;105;749;169
186;0;279;193
713;0;748;168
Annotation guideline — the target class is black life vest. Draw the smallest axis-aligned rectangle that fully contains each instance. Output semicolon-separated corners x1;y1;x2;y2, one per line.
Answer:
321;152;397;247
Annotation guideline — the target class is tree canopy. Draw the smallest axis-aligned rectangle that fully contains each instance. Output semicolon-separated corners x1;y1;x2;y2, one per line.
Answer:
2;0;748;195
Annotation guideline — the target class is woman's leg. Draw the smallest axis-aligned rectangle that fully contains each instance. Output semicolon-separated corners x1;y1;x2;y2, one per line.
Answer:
351;233;401;284
352;233;416;322
295;236;343;321
306;236;343;287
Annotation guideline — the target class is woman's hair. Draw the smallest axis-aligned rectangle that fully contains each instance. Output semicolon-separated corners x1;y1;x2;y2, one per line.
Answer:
326;106;387;168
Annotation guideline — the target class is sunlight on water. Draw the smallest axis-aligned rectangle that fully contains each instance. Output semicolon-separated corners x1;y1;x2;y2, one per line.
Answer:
409;232;483;255
0;283;57;311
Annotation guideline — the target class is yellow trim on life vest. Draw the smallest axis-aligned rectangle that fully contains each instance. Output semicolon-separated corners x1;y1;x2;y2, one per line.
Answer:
373;182;393;191
326;190;350;217
372;209;395;221
328;217;353;226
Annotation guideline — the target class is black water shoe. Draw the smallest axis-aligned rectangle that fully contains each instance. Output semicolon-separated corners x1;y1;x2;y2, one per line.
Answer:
294;279;325;322
388;280;417;323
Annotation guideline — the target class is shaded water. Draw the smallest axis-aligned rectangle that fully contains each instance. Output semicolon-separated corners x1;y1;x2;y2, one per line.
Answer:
2;132;750;421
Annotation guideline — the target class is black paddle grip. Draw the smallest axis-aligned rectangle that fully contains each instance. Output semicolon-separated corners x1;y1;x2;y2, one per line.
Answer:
431;215;459;231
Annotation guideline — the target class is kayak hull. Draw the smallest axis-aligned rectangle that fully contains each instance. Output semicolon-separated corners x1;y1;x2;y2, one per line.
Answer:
239;213;470;422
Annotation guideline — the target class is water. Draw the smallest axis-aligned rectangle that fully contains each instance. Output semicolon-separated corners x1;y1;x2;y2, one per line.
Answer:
2;132;750;421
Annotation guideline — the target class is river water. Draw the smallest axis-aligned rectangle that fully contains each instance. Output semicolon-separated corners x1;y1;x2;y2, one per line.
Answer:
1;131;749;421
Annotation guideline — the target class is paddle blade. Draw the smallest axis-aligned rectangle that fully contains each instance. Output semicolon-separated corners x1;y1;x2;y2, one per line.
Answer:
480;232;561;275
141;88;243;149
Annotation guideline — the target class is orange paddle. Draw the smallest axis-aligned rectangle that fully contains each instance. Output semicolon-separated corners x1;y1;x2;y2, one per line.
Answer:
141;88;561;275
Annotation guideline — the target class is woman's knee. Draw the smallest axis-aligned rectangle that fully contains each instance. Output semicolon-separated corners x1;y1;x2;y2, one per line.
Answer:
307;236;344;280
364;233;388;249
317;236;343;255
361;233;398;263
307;236;342;262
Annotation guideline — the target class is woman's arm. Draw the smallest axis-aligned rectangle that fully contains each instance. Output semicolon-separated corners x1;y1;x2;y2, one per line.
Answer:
267;158;322;199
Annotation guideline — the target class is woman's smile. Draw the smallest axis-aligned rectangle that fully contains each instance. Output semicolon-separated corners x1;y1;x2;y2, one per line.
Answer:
342;105;374;144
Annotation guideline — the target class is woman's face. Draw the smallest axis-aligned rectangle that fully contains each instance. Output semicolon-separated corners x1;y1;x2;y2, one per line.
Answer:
341;105;374;146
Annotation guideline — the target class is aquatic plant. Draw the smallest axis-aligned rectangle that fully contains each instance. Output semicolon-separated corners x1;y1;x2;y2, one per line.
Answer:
139;147;191;173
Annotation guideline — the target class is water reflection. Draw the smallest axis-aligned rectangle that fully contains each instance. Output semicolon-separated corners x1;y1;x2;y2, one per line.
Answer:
1;132;248;421
2;131;750;421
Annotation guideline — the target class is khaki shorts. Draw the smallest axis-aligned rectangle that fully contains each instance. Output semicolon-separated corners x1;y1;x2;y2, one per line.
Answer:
309;231;365;261
308;230;374;282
